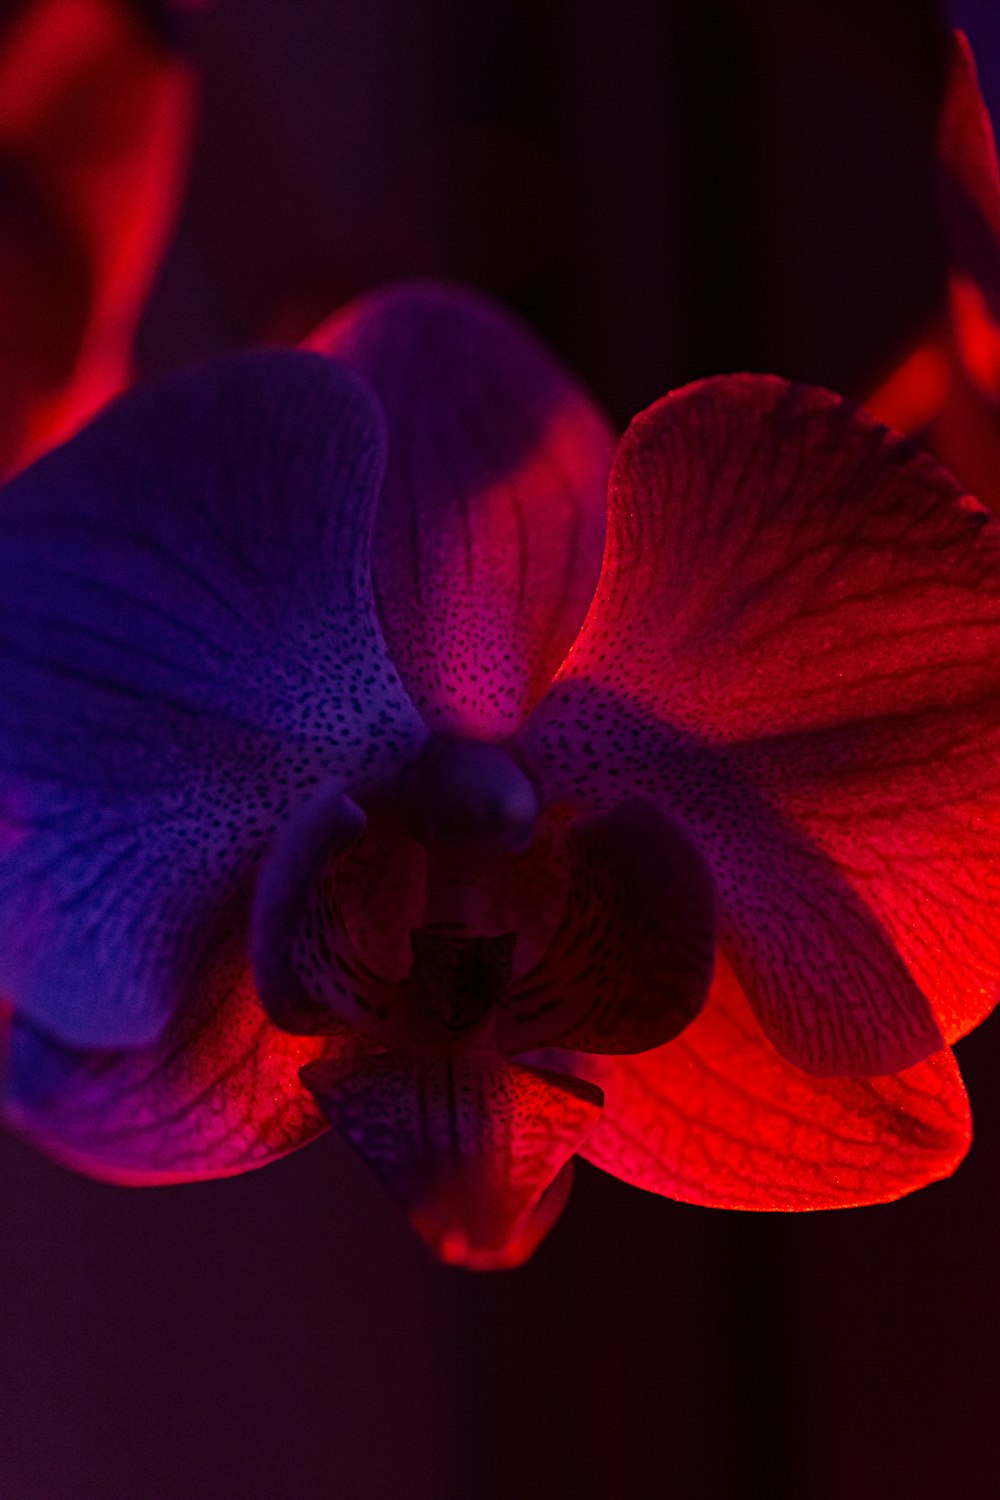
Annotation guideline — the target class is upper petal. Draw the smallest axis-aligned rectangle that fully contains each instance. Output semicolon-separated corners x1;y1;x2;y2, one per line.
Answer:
560;960;970;1211
518;375;1000;1064
307;281;614;738
0;0;198;471
0;350;425;1047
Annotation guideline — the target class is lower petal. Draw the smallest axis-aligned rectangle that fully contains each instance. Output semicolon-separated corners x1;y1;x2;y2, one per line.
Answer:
302;1046;602;1269
560;961;970;1211
1;908;339;1183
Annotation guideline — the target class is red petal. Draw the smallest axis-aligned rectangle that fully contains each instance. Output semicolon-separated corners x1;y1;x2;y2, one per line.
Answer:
863;325;950;435
302;1046;602;1269
308;281;614;738
0;0;197;472
563;961;970;1211
938;31;1000;325
2;910;336;1184
922;279;1000;514
519;375;1000;1057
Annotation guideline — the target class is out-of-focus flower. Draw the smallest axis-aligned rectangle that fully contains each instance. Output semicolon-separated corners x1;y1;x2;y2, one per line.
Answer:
867;30;1000;511
0;0;199;475
2;282;997;1268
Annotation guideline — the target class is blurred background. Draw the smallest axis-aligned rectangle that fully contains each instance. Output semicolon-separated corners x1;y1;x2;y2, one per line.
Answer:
2;0;1000;1495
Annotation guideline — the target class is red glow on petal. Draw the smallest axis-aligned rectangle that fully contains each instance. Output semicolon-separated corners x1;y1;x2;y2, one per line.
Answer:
303;1048;601;1268
950;272;1000;399
568;963;971;1212
521;374;1000;1052
863;329;950;434
0;0;197;471
2;934;336;1184
428;1162;576;1271
938;31;1000;318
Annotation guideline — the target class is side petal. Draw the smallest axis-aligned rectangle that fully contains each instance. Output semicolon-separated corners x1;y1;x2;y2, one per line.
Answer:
0;0;199;471
560;961;970;1211
0;351;426;1047
500;798;716;1056
519;376;1000;1062
302;1047;602;1269
307;281;614;738
1;902;337;1183
251;788;436;1046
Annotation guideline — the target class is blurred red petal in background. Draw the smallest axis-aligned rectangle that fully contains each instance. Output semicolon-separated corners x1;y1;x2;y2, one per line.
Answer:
0;0;199;474
867;32;1000;514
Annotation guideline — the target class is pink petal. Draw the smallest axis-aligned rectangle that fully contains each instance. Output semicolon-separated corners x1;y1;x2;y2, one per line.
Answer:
518;375;1000;1066
560;960;970;1211
307;281;614;737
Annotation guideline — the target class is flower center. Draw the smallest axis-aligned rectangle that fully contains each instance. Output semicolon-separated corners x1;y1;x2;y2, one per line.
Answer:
400;737;538;1036
407;927;516;1039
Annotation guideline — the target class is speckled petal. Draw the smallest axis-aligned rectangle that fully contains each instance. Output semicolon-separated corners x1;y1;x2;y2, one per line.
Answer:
0;350;426;1048
1;898;344;1182
518;375;1000;1069
558;961;970;1211
308;281;614;738
302;1046;602;1269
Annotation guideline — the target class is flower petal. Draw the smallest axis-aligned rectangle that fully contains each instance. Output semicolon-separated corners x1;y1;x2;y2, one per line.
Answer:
499;798;716;1056
302;1046;602;1269
0;350;426;1047
1;900;337;1183
251;789;436;1045
938;31;1000;325
307;281;614;738
559;961;970;1211
0;0;198;471
518;375;1000;1064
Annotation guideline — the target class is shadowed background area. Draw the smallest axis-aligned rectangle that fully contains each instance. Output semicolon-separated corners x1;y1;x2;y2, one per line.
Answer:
2;0;1000;1496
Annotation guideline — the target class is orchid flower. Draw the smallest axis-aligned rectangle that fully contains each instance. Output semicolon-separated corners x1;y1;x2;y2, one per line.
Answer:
2;280;997;1270
0;0;199;476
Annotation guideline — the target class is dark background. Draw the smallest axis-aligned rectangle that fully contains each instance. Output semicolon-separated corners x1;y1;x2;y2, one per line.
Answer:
2;1;1000;1496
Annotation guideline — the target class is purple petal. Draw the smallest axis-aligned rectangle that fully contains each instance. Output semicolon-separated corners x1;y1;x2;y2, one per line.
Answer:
0;351;426;1047
2;897;340;1183
308;281;614;737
